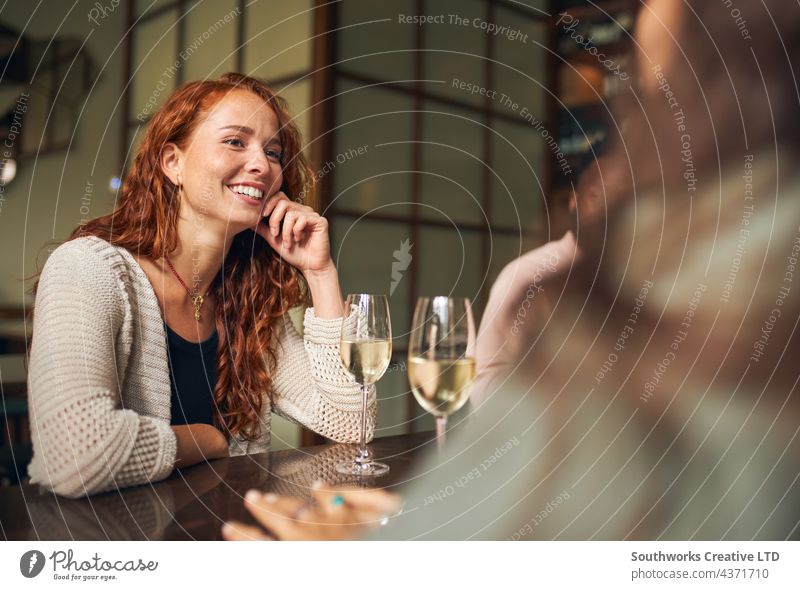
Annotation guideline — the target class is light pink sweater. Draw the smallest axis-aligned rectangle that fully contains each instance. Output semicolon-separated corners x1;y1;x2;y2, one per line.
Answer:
473;231;579;407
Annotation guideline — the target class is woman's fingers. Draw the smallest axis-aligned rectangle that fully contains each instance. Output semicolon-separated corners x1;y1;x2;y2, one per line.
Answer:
292;215;310;242
221;520;274;541
310;484;403;517
281;210;298;244
228;487;402;541
262;195;318;248
243;491;311;540
262;191;288;217
268;199;290;238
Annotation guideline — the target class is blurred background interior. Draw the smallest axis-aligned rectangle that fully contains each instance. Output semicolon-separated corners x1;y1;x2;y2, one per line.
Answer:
0;0;638;482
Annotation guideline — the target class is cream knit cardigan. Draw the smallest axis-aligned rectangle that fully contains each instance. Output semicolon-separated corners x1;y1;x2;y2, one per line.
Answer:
27;236;375;498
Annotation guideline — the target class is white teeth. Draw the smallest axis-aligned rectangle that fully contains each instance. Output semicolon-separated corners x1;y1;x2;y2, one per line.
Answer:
229;185;263;200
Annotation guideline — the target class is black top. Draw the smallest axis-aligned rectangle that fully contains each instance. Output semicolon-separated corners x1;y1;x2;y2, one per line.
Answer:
165;324;219;426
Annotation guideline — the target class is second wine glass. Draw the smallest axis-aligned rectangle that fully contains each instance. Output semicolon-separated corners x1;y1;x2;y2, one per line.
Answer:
408;297;476;449
336;293;392;477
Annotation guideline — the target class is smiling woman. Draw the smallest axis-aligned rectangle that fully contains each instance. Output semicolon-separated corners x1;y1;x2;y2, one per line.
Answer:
26;73;375;498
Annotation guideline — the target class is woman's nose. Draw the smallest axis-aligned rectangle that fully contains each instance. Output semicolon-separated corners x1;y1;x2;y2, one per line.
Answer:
246;149;269;176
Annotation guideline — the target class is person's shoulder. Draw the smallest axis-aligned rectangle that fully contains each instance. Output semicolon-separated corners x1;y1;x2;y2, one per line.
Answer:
496;232;576;288
44;236;135;286
520;231;576;267
45;236;102;266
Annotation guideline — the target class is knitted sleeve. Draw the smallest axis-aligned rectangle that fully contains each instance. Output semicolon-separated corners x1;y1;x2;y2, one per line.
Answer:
27;240;177;498
269;308;376;443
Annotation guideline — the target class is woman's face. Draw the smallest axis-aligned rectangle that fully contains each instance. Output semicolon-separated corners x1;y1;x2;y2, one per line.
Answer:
165;89;285;234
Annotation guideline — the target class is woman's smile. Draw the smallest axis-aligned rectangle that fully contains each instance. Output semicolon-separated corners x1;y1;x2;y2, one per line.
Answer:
227;182;267;205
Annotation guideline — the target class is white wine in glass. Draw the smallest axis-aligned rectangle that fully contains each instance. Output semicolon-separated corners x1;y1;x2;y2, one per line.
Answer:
340;339;392;385
337;294;392;477
407;356;476;416
408;297;476;448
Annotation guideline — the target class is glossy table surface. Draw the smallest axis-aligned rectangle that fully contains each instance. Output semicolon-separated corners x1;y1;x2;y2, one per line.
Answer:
0;432;435;540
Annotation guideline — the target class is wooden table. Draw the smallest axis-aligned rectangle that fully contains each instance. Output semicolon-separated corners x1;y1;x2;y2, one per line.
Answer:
0;432;435;540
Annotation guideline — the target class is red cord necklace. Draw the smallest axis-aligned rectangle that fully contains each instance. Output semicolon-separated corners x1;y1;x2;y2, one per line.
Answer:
164;257;210;321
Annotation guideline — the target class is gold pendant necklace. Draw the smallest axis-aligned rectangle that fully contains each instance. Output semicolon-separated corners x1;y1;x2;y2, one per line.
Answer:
190;294;205;321
165;257;209;321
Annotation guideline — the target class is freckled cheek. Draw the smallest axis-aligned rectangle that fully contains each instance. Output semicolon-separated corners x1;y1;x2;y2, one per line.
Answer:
211;153;241;179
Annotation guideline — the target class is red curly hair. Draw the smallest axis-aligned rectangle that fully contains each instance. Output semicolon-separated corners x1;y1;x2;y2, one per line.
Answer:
69;73;313;440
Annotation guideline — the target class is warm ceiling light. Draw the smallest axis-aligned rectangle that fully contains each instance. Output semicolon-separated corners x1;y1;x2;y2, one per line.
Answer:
1;158;16;185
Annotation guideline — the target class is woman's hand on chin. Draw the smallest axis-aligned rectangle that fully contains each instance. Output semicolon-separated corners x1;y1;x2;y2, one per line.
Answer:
255;191;334;275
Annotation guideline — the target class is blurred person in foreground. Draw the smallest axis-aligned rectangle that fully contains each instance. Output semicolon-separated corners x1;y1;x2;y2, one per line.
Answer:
224;0;800;540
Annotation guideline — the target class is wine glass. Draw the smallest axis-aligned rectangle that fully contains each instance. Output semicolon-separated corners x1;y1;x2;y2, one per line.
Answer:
408;297;476;449
336;293;392;477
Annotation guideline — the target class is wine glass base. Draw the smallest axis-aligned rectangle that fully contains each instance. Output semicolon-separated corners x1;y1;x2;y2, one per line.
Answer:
335;460;390;477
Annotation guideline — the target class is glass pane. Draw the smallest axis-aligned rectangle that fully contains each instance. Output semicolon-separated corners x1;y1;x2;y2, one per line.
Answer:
422;0;486;108
52;103;72;146
490;118;546;231
417;226;483;305
120;125;145;175
57;38;80;61
330;218;412;348
125;124;147;172
270;415;300;450
274;78;311;153
419;101;486;226
130;10;179;122
135;0;178;18
375;365;412;437
493;7;547;118
243;0;313;81
331;81;414;218
508;0;549;13
27;41;49;72
485;233;538;292
338;0;415;82
182;0;239;81
21;91;48;155
59;55;86;103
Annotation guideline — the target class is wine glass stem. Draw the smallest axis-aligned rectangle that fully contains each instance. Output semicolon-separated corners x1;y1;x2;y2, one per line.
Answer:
357;383;372;464
435;415;447;452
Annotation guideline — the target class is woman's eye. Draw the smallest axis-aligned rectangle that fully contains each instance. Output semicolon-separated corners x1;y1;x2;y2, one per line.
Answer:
224;138;281;163
265;149;283;163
